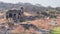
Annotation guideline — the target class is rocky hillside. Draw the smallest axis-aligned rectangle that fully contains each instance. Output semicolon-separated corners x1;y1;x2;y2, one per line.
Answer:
0;2;60;18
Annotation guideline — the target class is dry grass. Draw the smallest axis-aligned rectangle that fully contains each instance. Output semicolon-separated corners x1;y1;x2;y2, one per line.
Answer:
0;18;8;24
24;12;37;16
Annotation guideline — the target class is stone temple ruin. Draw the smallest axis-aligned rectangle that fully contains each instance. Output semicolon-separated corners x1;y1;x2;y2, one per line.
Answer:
6;7;25;22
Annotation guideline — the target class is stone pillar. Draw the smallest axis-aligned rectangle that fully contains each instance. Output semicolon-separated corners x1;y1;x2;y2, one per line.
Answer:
4;13;6;19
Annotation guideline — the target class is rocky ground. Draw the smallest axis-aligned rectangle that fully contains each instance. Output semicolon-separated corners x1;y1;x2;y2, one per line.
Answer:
0;18;60;34
0;11;60;34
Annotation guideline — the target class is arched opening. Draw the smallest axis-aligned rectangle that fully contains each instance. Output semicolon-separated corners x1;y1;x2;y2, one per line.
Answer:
6;15;8;19
13;14;16;20
9;13;12;18
14;14;16;17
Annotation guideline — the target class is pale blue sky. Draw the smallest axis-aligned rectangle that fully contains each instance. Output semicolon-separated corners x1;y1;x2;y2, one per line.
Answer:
0;0;60;7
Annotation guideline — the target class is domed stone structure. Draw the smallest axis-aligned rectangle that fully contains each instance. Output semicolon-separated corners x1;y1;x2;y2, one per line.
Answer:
6;7;25;22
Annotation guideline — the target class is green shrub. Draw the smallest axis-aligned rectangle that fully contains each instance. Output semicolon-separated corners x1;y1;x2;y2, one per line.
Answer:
51;27;60;34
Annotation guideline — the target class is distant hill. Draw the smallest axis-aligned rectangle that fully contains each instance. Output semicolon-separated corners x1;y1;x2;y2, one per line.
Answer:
0;2;47;14
0;2;60;18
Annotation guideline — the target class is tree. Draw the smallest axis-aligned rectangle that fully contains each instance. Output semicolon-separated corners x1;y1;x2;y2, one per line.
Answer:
48;10;57;18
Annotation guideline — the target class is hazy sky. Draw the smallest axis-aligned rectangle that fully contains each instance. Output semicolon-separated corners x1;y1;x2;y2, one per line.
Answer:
0;0;60;7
